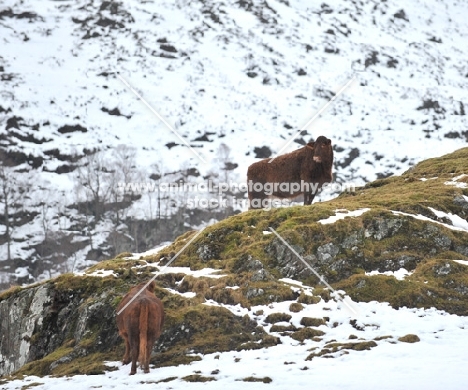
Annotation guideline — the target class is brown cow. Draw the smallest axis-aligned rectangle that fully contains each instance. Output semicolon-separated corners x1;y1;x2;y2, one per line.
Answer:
116;280;165;375
247;136;334;209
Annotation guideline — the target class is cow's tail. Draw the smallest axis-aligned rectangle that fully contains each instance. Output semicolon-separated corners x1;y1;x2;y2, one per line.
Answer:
138;300;148;366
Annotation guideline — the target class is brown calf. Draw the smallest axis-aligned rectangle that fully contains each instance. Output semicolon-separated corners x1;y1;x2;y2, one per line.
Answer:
116;281;165;375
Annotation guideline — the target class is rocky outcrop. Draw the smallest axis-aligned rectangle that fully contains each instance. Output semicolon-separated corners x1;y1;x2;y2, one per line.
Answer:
0;285;50;375
0;280;120;377
264;212;467;283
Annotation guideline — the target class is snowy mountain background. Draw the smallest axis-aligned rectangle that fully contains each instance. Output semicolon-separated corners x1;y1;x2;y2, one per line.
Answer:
1;0;468;289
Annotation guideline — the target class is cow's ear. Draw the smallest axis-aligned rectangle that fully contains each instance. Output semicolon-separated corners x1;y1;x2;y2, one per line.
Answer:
327;139;331;145
306;142;315;149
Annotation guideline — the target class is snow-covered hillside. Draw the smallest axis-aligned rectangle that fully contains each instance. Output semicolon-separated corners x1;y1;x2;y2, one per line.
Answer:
4;302;468;390
3;256;468;389
1;0;468;287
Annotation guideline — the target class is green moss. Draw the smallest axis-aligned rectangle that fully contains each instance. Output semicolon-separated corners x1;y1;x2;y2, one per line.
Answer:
245;282;297;306
14;346;74;377
0;285;23;302
54;353;119;376
312;288;331;302
335;258;468;316
152;306;278;368
52;273;120;294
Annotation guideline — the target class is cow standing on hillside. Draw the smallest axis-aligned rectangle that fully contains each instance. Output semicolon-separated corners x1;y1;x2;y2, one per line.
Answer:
116;280;165;375
247;136;334;209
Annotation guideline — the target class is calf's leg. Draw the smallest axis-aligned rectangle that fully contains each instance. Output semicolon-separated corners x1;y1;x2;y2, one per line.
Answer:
129;333;139;375
121;332;131;365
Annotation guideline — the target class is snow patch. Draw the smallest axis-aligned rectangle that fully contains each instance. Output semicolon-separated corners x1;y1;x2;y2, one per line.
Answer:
165;288;196;299
156;266;226;279
84;269;117;278
125;242;172;260
14;267;30;278
366;268;413;280
444;174;468;188
318;208;371;225
391;210;468;232
428;207;468;232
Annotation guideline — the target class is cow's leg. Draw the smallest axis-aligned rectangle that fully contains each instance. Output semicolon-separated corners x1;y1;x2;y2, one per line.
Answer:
143;339;154;373
129;334;139;375
121;332;131;365
249;194;264;209
304;191;316;205
249;180;269;209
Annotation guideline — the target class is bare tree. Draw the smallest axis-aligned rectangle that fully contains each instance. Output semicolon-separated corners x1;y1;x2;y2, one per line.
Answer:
217;143;232;183
109;145;142;224
146;162;165;221
0;163;29;261
74;150;115;223
112;144;139;186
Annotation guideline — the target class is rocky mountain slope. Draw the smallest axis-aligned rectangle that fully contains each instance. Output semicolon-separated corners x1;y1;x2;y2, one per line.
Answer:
1;147;467;381
1;0;468;289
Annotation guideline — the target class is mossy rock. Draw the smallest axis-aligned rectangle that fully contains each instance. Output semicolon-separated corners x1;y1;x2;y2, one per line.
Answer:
290;327;326;342
297;293;321;305
335;258;468;316
182;374;216;382
324;341;378;351
300;317;326;327
374;335;393;341
264;312;292;324
270;324;297;333
306;340;377;360
398;334;420;343
237;334;281;351
0;285;23;302
156;377;178;383
241;376;273;383
289;302;304;312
